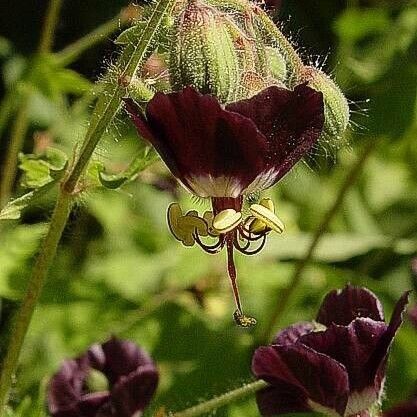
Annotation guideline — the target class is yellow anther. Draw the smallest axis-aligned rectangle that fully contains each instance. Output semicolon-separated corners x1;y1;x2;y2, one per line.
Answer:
167;203;209;246
167;203;187;242
248;217;269;235
181;212;209;237
212;209;242;234
249;203;285;234
259;197;275;212
203;211;219;237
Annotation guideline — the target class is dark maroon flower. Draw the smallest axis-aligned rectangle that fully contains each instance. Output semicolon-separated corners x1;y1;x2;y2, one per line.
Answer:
252;286;410;416
48;337;158;417
125;84;324;325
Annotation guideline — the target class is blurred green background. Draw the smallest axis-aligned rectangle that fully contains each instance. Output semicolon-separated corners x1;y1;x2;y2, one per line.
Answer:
1;0;417;416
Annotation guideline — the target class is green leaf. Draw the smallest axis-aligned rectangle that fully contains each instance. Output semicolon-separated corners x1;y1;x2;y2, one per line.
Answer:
19;159;52;188
0;183;56;221
18;147;68;189
96;148;158;190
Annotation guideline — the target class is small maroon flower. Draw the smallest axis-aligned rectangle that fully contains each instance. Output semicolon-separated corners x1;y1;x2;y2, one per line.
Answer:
125;84;324;325
252;286;410;417
48;337;158;417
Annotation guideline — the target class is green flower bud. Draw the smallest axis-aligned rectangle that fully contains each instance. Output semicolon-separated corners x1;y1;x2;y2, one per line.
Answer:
302;66;350;142
170;0;241;102
266;46;287;83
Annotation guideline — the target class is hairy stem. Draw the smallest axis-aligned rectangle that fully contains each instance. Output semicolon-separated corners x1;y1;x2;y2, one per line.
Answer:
0;190;72;414
0;0;175;410
260;140;377;343
169;380;267;417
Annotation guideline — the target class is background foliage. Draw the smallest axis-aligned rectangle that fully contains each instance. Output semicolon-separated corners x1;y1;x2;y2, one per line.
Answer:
0;0;417;416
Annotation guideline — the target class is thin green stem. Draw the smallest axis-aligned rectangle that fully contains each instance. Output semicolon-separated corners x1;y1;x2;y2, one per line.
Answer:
0;190;72;415
38;0;64;54
169;380;267;417
0;0;174;410
54;14;123;67
260;140;377;343
0;96;30;208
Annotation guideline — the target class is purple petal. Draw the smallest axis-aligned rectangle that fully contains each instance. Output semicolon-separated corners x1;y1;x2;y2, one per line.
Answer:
101;337;155;385
384;400;417;417
273;322;315;345
111;364;159;417
256;385;310;416
125;87;270;197
317;285;385;326
48;357;89;417
79;392;111;417
300;318;387;393
367;291;410;386
226;84;324;187
252;345;349;415
88;344;106;370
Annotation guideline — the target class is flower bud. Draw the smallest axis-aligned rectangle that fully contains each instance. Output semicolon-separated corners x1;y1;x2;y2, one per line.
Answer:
265;46;287;83
302;66;350;143
170;0;241;103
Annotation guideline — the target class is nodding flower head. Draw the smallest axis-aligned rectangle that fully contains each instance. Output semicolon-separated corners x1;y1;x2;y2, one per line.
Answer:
252;286;410;417
125;83;324;326
48;337;158;417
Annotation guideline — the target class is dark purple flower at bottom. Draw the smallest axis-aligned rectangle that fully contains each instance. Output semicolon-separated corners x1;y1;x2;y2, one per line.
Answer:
48;337;158;417
252;286;410;417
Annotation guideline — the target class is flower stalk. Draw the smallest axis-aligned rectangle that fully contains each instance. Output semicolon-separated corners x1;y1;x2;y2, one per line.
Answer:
169;380;268;417
0;0;175;411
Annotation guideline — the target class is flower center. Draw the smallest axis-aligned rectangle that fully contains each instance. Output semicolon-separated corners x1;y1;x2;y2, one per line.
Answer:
166;196;285;326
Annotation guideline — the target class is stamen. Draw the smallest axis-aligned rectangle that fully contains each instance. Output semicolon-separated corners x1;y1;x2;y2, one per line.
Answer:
213;209;242;234
234;233;267;255
249;203;285;234
239;223;267;242
194;233;225;254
